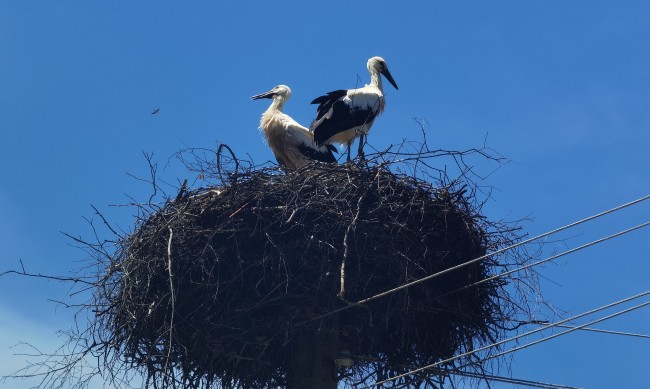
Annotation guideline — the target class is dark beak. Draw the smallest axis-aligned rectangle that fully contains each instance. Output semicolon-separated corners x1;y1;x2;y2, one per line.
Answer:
381;68;399;90
251;89;276;100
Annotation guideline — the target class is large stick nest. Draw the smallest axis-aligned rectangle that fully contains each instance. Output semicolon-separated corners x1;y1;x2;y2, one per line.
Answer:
93;146;523;388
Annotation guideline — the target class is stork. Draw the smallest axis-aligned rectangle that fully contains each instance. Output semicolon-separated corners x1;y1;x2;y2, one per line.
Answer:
252;85;337;170
310;56;398;160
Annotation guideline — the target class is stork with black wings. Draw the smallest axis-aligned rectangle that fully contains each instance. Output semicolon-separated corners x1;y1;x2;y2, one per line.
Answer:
310;56;398;160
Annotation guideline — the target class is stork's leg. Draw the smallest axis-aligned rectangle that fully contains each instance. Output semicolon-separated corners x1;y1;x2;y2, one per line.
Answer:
357;134;366;160
346;141;352;162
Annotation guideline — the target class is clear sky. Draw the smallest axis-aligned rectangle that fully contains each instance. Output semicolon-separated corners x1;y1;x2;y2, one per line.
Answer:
1;1;649;388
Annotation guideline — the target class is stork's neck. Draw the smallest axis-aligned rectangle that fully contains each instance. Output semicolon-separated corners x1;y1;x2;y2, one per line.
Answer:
269;96;287;112
369;68;383;91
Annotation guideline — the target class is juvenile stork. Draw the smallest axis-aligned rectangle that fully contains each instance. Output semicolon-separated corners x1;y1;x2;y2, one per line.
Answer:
252;85;336;170
310;56;398;160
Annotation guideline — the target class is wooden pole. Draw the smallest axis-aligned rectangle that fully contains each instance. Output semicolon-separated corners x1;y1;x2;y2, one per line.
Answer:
286;323;338;389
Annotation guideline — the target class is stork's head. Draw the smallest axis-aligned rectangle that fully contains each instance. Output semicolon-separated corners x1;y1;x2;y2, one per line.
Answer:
251;85;292;101
367;56;398;90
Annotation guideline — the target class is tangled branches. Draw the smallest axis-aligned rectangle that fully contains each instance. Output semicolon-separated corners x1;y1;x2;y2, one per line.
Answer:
5;140;536;389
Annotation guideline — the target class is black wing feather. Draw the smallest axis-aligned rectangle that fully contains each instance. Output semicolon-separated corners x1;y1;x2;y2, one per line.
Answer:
298;143;337;164
311;89;348;120
310;96;377;145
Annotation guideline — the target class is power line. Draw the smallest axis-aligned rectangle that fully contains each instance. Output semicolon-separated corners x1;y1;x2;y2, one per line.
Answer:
355;195;650;306
487;299;650;361
352;355;583;388
448;369;583;389
437;221;650;298
301;195;650;325
547;324;650;340
408;303;650;389
303;218;649;327
365;291;650;388
347;197;650;387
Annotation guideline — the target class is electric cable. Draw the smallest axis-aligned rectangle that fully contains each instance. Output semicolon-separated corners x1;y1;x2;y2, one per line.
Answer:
365;291;650;387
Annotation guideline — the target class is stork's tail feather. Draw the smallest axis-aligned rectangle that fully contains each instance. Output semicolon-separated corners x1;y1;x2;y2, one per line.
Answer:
298;144;337;164
313;130;328;146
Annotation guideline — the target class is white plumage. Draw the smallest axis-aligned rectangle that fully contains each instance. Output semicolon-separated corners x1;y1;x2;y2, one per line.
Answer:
252;85;336;170
310;56;398;160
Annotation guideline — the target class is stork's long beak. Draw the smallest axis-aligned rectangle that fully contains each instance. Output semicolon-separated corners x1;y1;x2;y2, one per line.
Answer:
381;68;399;90
251;90;276;100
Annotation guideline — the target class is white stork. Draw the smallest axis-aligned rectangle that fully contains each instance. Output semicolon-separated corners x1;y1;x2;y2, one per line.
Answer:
252;85;337;170
310;56;398;160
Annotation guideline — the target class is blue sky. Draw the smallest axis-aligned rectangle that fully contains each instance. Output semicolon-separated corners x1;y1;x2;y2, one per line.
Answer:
1;1;649;388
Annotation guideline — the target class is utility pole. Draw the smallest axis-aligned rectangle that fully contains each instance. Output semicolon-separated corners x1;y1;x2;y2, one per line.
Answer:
286;321;339;389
